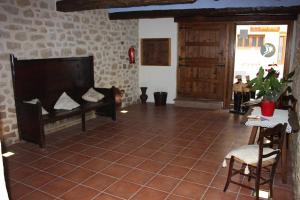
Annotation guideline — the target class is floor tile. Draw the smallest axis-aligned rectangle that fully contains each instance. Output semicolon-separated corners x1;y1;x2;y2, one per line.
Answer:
22;171;57;188
20;190;54;200
64;154;91;166
83;173;117;191
9;166;37;181
130;147;156;158
47;150;75;161
105;180;140;199
98;151;125;162
147;175;179;192
167;194;192;200
150;151;176;163
80;147;107;158
61;185;98;200
10;183;34;200
184;170;214;186
81;158;111;171
131;187;168;200
65;143;90;153
63;167;94;183
40;177;77;197
30;157;58;170
101;163;131;178
173;181;207;199
193;159;221;174
122;169;155;185
44;162;75;176
137;160;165;173
204;188;237;200
116;155;145;167
159;164;189;179
170;156;197;168
93;193;123;200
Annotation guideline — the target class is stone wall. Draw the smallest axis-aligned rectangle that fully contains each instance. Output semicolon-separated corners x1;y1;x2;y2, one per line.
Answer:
0;0;139;145
290;14;300;200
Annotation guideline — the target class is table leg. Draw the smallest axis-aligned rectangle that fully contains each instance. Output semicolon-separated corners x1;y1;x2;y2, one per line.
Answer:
248;126;258;144
281;133;287;184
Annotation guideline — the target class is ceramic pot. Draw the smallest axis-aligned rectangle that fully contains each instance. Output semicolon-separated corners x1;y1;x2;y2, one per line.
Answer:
261;99;275;117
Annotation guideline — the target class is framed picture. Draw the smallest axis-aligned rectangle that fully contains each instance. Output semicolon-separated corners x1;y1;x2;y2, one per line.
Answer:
141;38;171;66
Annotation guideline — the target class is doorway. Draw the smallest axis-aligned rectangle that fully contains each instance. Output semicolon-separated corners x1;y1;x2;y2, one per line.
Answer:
233;24;288;84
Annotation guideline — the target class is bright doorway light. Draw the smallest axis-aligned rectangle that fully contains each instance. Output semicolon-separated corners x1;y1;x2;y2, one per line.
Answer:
120;110;128;114
234;24;287;83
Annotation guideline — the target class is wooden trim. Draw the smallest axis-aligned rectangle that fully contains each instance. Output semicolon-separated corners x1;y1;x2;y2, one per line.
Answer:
284;21;294;75
224;23;236;108
57;0;195;12
109;7;299;20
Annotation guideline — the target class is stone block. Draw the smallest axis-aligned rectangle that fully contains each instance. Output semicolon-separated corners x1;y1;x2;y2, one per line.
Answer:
23;9;34;18
0;29;10;39
15;32;28;41
31;34;45;41
4;24;23;31
6;42;21;50
63;22;74;29
76;47;87;55
2;5;19;15
13;17;32;25
0;13;7;22
40;1;48;9
40;48;53;58
16;0;31;7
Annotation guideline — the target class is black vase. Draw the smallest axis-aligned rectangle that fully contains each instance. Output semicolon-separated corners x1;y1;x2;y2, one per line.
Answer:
140;87;148;104
154;92;168;106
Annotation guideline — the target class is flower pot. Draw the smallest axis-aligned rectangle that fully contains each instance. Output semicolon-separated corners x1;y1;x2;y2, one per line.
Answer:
260;100;275;117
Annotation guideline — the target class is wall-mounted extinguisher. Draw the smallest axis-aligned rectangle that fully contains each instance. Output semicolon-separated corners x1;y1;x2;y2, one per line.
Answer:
128;46;135;64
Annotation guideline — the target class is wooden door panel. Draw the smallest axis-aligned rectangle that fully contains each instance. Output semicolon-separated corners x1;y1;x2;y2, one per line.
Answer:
178;23;228;100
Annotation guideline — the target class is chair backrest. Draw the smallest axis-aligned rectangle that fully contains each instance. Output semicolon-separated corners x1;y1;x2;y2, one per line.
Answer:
257;123;287;165
277;93;297;112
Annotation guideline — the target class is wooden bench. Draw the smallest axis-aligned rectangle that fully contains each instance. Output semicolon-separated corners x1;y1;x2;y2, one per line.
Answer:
10;55;116;147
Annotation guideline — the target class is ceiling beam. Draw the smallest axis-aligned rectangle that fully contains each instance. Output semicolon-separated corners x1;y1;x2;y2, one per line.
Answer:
109;6;300;20
56;0;196;12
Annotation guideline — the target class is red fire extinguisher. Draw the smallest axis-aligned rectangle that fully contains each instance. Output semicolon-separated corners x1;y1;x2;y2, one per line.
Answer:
128;46;135;64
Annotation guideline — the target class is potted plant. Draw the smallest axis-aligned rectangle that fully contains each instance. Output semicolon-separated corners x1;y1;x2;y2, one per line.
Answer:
249;66;294;116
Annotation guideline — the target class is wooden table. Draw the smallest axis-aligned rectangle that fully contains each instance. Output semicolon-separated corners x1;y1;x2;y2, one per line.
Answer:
242;106;299;183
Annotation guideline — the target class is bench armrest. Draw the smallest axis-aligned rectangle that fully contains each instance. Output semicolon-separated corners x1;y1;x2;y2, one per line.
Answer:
17;102;45;147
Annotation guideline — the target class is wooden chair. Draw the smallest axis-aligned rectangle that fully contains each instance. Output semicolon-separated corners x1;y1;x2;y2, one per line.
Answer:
277;94;297;111
223;123;287;200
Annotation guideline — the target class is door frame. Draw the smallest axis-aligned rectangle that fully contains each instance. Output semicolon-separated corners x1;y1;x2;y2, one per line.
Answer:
225;20;294;108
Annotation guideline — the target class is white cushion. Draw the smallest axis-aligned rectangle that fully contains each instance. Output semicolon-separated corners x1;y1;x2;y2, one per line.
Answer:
54;92;80;110
225;144;277;165
82;88;104;102
23;98;48;115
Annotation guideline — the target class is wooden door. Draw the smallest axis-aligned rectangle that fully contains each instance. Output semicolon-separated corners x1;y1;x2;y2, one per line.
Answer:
178;23;228;100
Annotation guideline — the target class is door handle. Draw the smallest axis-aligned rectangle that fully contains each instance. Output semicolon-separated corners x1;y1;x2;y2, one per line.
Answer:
216;64;225;67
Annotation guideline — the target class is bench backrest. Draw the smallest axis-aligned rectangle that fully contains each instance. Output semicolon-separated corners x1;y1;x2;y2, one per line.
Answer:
10;55;94;112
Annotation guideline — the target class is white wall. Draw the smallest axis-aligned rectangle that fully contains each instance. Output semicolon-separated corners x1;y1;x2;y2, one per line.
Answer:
138;18;177;104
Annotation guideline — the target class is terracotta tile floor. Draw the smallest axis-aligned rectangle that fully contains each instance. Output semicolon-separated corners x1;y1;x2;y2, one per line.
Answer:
5;104;293;200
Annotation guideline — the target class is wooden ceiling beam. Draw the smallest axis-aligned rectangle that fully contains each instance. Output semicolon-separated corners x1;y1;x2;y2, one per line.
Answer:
109;6;300;20
56;0;196;12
